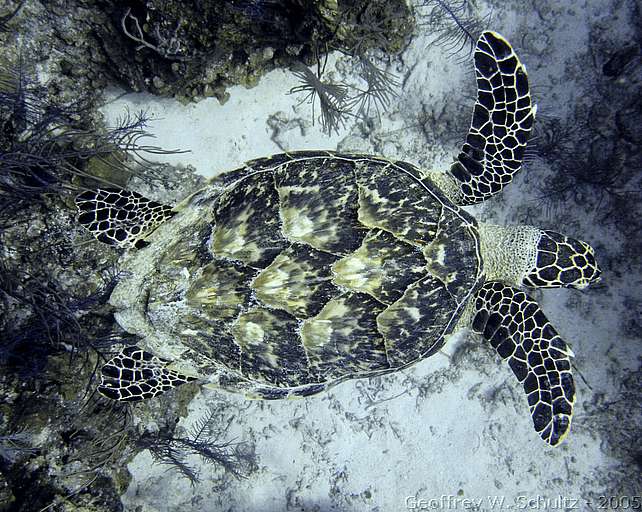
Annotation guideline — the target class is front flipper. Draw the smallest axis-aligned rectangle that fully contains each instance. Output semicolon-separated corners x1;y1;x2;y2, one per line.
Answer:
471;282;575;446
449;31;536;205
98;346;197;401
75;188;175;249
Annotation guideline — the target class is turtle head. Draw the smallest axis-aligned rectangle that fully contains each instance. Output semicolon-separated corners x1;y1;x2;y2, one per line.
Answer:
522;230;601;290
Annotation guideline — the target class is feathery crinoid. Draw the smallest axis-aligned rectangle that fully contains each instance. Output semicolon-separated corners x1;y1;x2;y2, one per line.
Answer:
290;58;350;136
351;55;400;118
0;429;36;463
290;51;399;134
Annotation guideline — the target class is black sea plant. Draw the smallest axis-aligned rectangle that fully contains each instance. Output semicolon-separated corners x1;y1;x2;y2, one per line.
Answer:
137;406;258;486
0;56;181;381
289;26;401;134
416;0;487;59
0;58;178;219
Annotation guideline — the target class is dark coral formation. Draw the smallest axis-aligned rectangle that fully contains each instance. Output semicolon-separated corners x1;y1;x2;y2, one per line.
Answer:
7;0;412;103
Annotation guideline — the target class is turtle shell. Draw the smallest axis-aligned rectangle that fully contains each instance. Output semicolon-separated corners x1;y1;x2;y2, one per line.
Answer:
110;151;484;398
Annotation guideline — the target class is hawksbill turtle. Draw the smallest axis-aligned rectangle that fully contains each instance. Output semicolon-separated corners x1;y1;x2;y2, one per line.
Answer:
75;32;601;446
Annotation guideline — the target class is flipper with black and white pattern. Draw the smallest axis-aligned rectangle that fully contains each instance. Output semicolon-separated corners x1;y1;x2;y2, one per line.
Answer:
471;282;575;446
98;346;197;401
449;31;536;205
75;188;175;249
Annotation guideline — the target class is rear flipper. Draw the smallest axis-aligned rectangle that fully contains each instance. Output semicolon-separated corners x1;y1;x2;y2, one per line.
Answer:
75;188;175;249
99;346;197;401
471;282;575;446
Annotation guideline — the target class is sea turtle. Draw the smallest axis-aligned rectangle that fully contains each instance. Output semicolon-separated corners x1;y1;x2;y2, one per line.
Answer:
75;32;601;446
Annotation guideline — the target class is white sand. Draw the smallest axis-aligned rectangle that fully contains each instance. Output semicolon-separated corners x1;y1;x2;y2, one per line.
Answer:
101;54;347;176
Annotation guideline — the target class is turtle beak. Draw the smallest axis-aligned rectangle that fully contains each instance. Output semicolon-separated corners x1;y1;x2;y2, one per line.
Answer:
572;263;602;290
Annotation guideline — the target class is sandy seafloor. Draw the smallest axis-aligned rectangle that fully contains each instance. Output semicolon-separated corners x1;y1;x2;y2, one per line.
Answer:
99;1;641;510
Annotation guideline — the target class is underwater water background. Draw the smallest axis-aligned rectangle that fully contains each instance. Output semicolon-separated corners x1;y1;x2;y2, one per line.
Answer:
0;0;640;510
